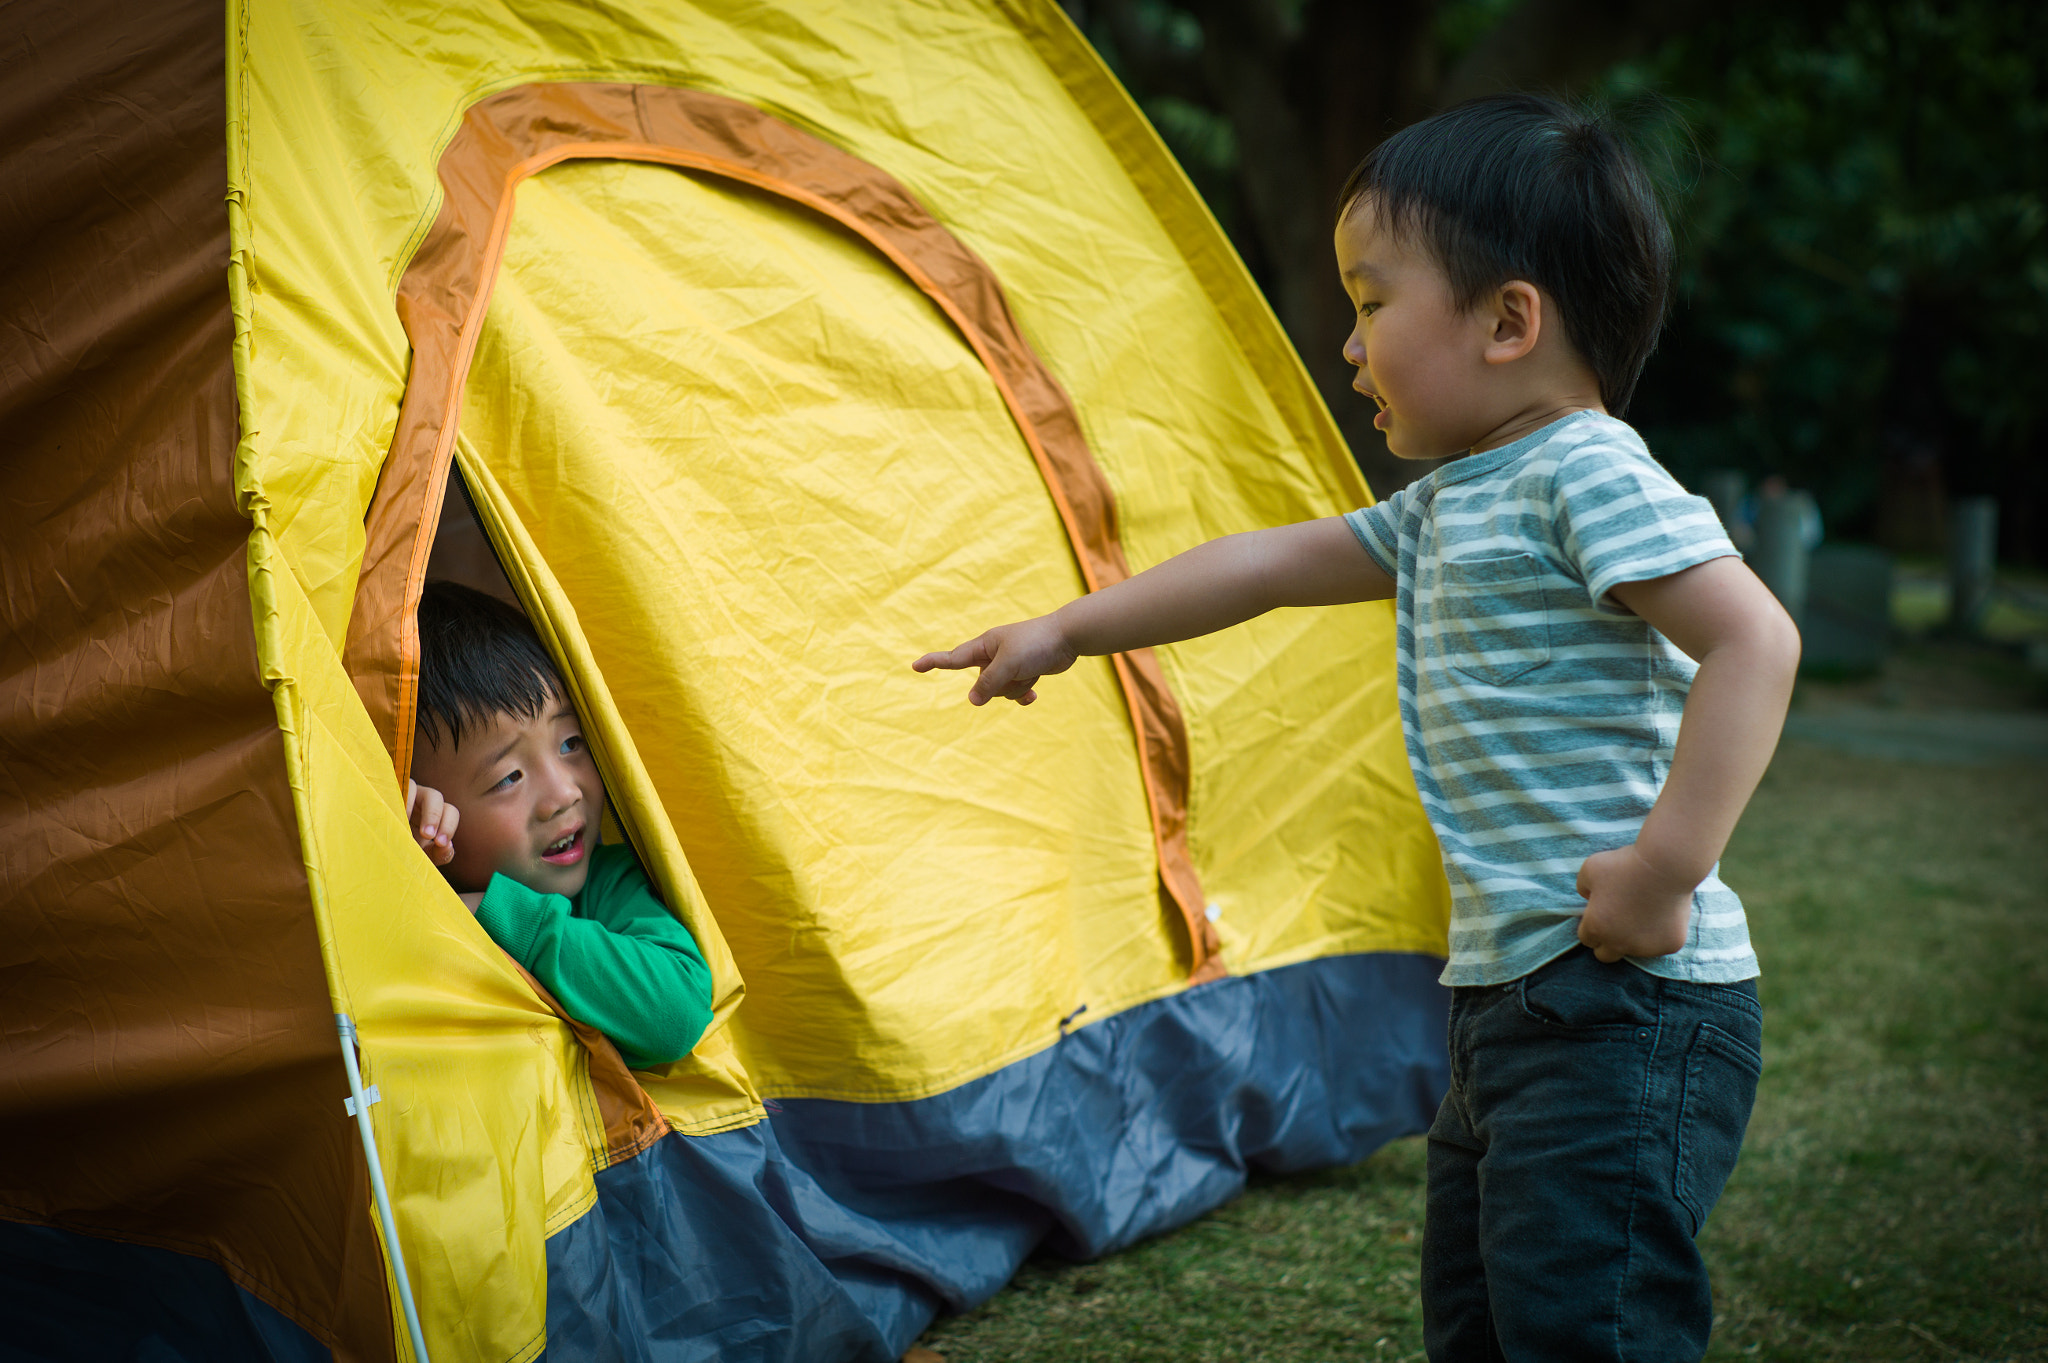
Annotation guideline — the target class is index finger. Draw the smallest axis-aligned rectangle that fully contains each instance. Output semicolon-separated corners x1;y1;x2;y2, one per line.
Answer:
911;637;993;674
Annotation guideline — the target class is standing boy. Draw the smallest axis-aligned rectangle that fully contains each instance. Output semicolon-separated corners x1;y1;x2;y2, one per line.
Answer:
913;95;1799;1360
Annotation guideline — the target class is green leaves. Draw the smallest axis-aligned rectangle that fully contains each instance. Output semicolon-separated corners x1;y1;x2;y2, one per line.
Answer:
1623;0;2048;536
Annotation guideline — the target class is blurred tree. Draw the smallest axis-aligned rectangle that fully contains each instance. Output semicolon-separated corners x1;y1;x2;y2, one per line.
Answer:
1623;0;2048;564
1060;0;1736;495
1063;0;2047;564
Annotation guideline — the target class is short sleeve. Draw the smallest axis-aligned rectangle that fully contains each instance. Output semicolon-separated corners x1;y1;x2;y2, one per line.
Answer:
1343;486;1407;578
1550;436;1737;613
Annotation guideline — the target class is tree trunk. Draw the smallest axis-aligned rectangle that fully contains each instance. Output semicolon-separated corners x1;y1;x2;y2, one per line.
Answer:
1193;0;1443;497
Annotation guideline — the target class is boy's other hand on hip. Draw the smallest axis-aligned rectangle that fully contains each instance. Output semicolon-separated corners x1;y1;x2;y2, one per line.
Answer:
912;615;1077;707
1575;844;1695;962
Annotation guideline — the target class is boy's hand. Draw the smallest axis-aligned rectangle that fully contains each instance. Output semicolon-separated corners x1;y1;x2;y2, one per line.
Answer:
1575;844;1695;962
912;614;1077;706
406;777;460;867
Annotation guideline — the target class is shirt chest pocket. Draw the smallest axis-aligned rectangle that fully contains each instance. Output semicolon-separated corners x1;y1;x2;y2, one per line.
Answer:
1428;551;1552;687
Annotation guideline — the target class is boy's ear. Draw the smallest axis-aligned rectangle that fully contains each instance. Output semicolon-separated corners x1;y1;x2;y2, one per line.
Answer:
1482;280;1543;365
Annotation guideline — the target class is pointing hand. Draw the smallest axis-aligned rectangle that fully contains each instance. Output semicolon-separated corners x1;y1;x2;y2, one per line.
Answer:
912;615;1077;706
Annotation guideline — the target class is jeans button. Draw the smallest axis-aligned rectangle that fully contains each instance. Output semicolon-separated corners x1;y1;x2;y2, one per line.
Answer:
1636;1029;1650;1042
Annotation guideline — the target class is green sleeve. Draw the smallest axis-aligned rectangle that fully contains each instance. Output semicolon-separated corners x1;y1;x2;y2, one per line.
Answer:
474;844;713;1069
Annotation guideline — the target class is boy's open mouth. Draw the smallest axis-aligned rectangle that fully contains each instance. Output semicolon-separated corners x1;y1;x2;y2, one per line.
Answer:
540;825;585;865
1356;384;1390;428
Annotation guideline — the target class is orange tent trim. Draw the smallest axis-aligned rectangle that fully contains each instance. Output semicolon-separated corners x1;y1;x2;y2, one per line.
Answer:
342;81;1225;981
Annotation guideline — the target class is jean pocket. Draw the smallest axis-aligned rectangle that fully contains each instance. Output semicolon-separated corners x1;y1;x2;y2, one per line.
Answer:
1677;976;1762;1025
1516;950;1652;1031
1674;1021;1764;1235
1431;552;1551;687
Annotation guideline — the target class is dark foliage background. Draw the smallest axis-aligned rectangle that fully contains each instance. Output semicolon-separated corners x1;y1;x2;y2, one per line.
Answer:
1059;0;2047;564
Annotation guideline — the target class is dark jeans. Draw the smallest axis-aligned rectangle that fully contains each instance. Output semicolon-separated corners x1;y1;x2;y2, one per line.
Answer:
1422;946;1763;1362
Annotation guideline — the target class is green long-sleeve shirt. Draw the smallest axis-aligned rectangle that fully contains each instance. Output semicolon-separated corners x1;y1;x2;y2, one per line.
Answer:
474;842;713;1069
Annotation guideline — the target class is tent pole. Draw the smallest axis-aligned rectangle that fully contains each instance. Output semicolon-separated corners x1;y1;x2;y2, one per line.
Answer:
337;1015;433;1363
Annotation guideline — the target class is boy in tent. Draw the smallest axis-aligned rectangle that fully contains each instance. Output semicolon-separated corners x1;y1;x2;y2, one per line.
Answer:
915;94;1799;1360
407;580;713;1070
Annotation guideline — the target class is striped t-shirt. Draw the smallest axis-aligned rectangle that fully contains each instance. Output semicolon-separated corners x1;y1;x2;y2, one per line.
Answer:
1345;411;1757;987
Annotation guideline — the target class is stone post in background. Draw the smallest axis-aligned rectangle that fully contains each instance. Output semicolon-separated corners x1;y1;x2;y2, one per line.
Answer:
1702;469;1746;539
1947;496;1998;636
1805;545;1893;674
1751;487;1817;631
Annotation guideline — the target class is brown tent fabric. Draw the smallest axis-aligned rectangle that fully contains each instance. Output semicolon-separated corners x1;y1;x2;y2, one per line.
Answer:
0;1;393;1356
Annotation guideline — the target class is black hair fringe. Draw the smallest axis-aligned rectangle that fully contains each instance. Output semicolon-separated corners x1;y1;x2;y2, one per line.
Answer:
1337;93;1677;415
415;580;564;752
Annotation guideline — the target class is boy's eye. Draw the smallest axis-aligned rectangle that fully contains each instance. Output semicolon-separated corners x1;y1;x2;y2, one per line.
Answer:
561;734;585;756
492;769;522;792
1359;301;1380;317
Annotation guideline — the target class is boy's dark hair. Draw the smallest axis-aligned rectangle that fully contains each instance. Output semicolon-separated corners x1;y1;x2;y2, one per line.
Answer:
1338;93;1674;415
415;580;564;751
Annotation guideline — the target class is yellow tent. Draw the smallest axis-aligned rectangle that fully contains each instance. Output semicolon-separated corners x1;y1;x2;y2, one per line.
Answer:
0;0;1450;1358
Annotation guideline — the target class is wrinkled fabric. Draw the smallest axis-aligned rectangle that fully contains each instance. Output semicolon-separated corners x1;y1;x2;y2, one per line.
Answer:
3;1;1454;1358
0;0;391;1354
460;153;1448;1104
547;952;1449;1361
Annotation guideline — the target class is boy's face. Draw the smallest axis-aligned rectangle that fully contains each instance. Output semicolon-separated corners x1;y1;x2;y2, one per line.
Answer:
1335;201;1505;461
411;696;607;899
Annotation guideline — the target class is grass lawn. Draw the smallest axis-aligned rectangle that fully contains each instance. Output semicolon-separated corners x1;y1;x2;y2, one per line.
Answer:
920;657;2048;1362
